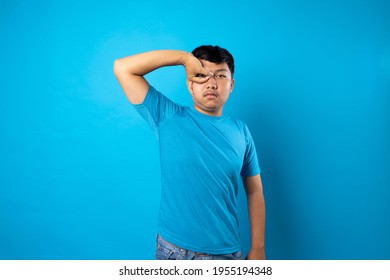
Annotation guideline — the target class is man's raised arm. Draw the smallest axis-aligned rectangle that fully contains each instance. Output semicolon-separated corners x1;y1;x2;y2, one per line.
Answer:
113;50;211;104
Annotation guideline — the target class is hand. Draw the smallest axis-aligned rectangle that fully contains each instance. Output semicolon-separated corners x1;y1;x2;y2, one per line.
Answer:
182;53;212;84
246;248;266;260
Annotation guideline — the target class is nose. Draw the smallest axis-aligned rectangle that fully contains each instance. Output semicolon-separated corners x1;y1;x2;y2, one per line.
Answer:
206;75;217;89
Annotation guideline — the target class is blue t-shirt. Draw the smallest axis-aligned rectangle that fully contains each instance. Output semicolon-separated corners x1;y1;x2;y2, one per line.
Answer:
133;85;260;254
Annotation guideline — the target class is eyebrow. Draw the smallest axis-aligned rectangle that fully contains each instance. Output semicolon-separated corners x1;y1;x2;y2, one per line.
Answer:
215;69;228;73
211;69;229;75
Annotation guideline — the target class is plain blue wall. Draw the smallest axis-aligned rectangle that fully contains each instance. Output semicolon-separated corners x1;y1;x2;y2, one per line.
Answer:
1;0;389;259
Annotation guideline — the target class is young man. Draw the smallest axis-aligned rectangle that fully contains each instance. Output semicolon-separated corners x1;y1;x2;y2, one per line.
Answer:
113;46;265;260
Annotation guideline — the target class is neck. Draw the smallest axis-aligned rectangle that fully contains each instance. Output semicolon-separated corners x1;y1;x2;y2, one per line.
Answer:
193;106;222;117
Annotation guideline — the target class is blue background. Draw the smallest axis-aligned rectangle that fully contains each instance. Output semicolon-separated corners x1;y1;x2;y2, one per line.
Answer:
1;0;389;260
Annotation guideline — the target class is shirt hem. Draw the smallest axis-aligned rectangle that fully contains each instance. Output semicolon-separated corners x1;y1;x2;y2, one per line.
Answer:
158;231;241;255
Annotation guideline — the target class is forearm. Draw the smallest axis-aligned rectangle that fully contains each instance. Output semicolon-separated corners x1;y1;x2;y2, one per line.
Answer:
113;50;190;77
247;190;265;251
243;175;266;260
114;50;194;104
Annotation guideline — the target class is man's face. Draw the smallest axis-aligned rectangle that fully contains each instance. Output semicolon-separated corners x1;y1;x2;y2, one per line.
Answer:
187;59;234;116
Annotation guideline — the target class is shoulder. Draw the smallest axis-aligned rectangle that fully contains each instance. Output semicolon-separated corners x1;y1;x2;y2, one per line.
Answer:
225;117;256;145
226;116;249;131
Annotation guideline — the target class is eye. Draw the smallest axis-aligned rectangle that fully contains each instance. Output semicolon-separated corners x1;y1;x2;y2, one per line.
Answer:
216;74;227;79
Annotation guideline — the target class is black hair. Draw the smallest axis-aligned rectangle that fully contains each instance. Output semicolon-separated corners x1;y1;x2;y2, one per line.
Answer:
192;45;235;77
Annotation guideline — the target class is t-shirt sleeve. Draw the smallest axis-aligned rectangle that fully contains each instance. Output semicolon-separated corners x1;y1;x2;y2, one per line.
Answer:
132;84;181;133
241;124;261;177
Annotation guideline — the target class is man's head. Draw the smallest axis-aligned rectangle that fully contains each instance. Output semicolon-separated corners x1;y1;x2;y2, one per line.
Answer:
192;45;235;77
188;45;235;117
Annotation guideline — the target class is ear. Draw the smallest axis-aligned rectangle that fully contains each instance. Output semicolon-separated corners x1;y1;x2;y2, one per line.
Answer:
230;78;235;93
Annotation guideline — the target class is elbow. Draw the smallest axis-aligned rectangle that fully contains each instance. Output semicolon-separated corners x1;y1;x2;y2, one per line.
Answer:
113;59;124;77
114;58;133;78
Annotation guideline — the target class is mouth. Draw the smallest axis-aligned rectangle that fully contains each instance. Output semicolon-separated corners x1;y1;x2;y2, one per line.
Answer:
203;91;218;99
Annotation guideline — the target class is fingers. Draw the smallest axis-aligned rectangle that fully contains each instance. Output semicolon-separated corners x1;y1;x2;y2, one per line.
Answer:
189;72;213;84
191;75;210;84
183;53;213;83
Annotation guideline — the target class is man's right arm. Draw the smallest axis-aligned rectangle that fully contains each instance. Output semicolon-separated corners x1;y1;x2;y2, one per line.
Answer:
113;50;211;104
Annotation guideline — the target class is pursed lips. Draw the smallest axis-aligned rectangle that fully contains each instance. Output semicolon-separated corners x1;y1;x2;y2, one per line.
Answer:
203;91;218;98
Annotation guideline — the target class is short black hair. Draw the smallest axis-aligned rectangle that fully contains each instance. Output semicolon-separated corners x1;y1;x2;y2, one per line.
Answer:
192;45;235;77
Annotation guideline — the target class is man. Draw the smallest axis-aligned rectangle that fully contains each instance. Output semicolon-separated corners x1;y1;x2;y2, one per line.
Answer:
113;45;265;260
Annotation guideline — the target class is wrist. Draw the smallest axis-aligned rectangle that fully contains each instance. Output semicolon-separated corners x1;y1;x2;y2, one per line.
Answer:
251;244;265;251
179;51;193;65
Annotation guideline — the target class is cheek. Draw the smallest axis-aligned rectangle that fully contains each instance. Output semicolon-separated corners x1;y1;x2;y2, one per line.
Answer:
191;84;203;96
220;81;233;93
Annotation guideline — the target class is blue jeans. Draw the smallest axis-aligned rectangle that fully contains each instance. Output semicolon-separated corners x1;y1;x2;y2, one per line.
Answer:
155;234;243;260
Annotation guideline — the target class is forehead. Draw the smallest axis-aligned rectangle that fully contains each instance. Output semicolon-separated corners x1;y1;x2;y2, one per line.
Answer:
199;59;230;74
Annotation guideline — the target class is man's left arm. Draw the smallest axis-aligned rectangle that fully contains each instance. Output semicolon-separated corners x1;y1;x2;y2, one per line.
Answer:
243;174;266;260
